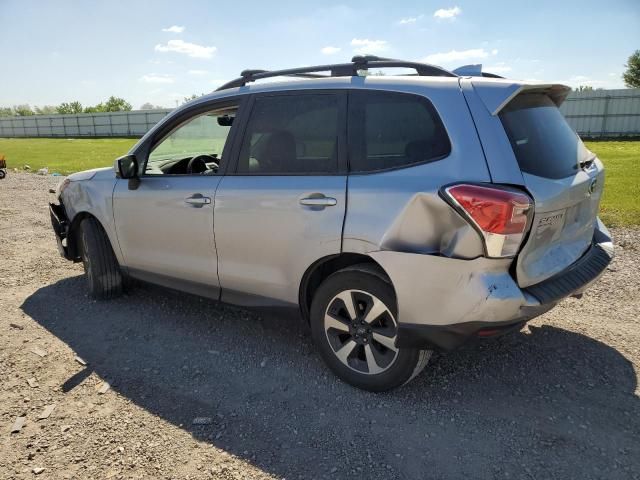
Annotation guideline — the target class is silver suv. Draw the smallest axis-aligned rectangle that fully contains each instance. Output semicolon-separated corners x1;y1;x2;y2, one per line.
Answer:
50;56;613;391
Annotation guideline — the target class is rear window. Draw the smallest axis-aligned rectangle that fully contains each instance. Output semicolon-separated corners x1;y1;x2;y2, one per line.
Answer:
499;93;591;179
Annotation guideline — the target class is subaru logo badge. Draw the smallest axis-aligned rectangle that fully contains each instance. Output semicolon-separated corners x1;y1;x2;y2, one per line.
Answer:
588;178;597;195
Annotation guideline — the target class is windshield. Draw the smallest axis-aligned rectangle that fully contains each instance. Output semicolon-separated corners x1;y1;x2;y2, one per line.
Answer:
499;94;592;179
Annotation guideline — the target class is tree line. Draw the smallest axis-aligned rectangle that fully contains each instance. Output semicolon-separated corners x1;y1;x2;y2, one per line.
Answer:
0;96;133;117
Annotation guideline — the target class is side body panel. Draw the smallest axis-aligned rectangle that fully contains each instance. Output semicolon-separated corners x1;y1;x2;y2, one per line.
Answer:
112;176;222;292
215;176;347;305
214;90;349;306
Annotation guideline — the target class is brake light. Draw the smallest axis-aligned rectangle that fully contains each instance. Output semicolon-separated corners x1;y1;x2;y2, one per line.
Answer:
443;184;533;258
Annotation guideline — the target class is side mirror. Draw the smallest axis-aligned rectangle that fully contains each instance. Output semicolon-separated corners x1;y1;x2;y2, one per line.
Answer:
115;155;141;190
217;115;234;127
116;155;138;179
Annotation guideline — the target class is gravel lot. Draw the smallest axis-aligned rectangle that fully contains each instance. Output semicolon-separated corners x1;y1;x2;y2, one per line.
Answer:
1;172;639;480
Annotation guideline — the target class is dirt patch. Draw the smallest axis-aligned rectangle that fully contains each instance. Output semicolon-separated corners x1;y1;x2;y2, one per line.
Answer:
1;173;639;479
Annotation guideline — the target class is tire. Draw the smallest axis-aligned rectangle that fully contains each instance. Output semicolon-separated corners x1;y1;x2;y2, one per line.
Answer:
79;217;123;299
0;170;5;179
310;265;431;392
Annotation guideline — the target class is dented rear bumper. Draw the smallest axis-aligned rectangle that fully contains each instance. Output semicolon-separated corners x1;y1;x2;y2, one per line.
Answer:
370;222;613;351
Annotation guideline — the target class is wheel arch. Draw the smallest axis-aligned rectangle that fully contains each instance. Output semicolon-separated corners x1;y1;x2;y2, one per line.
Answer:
67;211;113;262
298;252;396;323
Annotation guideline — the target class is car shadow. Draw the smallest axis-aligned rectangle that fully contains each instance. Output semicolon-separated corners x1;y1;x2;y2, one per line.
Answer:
22;276;640;479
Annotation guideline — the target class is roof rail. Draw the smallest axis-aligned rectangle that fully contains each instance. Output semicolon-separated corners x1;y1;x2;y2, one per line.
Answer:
215;55;457;91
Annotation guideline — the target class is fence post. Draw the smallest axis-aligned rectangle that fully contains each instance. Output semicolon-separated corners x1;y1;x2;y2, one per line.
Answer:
600;94;611;139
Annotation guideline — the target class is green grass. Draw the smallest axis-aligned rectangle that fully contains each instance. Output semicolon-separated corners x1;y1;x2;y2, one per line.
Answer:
0;138;638;226
585;141;640;227
0;138;137;175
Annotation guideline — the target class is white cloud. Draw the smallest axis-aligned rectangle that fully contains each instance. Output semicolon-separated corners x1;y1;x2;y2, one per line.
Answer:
351;38;389;54
491;48;498;56
155;39;217;59
139;74;175;84
433;6;462;19
188;69;208;75
397;15;423;25
422;48;493;65
321;46;341;55
162;25;185;33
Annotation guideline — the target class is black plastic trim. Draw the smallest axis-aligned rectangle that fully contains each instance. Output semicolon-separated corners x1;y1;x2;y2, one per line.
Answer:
396;319;528;351
523;242;613;304
49;202;72;260
216;56;457;91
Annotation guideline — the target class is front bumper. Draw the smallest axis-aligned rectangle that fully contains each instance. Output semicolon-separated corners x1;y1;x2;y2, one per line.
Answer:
49;202;73;260
369;224;613;351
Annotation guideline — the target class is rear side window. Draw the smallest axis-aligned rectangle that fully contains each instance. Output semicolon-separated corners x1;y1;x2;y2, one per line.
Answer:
349;90;450;172
499;93;591;179
237;94;342;174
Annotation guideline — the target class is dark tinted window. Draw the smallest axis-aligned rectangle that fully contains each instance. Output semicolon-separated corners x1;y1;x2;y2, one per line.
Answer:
500;93;591;179
349;91;450;172
237;94;341;174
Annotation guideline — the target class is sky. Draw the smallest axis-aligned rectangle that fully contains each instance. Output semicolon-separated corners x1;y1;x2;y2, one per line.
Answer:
1;0;639;109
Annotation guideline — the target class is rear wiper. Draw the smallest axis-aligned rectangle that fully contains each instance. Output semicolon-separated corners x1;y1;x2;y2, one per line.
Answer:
579;155;596;169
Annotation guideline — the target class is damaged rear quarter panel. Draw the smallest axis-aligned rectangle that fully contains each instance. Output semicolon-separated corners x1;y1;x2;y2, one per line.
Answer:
343;82;491;258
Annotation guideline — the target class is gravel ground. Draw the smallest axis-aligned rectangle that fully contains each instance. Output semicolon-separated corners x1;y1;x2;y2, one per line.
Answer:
1;172;639;480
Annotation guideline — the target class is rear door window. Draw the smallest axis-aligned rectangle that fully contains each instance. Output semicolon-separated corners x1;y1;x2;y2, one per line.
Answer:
499;93;592;179
348;90;451;172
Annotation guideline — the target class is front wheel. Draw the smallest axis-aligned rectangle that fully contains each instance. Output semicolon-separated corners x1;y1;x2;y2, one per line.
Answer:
79;217;123;299
310;265;431;392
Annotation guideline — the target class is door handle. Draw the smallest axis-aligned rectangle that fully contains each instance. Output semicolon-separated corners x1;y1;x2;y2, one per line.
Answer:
299;196;337;207
184;194;211;207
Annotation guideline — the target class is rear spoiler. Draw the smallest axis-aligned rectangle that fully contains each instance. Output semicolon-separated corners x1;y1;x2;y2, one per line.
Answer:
469;79;571;116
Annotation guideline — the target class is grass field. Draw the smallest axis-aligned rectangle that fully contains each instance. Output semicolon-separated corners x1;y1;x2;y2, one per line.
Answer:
0;137;638;226
0;138;137;175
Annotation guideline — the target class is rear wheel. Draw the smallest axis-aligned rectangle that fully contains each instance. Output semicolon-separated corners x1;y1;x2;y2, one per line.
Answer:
0;169;5;179
79;217;123;299
310;266;431;391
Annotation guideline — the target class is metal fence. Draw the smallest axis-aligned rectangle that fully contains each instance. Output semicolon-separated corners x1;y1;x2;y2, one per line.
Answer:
560;88;640;138
0;110;171;138
1;88;639;139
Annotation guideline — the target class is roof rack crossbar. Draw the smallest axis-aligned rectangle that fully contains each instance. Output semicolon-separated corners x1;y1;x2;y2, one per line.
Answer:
215;55;456;91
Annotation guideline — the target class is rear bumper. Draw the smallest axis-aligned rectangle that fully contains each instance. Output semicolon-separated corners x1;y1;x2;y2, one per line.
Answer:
49;202;73;260
369;222;613;351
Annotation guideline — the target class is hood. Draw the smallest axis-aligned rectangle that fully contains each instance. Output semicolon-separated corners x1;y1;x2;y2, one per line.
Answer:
67;166;114;182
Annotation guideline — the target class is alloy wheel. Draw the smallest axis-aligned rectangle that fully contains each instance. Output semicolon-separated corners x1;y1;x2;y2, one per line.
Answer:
324;289;399;375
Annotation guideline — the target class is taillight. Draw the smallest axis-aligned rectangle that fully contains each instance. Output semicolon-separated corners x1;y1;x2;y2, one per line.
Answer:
442;183;533;258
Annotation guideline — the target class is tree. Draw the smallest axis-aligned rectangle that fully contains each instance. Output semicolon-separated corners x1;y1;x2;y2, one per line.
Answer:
102;96;132;112
139;102;166;110
0;107;13;116
35;105;58;115
623;50;640;88
84;96;132;113
182;93;204;105
57;101;84;114
13;104;34;116
575;85;594;92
